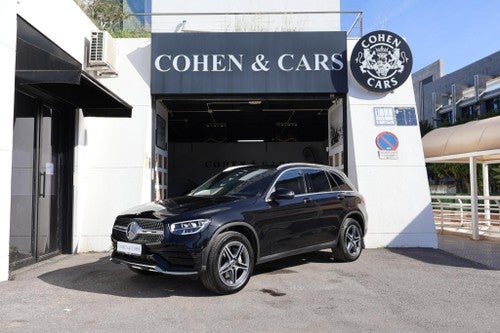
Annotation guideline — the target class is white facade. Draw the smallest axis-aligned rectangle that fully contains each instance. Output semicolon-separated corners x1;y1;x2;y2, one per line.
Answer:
0;0;17;282
73;38;152;252
0;0;438;282
346;40;437;247
0;0;152;281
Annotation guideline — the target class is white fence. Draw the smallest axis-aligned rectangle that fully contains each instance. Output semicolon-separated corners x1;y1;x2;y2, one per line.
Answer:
431;195;500;239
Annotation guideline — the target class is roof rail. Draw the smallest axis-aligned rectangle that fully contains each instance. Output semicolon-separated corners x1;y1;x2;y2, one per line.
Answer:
222;164;254;172
276;162;330;170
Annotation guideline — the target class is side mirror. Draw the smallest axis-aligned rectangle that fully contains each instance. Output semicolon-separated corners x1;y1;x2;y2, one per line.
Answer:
270;188;295;201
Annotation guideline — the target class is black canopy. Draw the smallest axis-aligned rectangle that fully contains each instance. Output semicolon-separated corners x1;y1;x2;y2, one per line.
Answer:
16;17;132;117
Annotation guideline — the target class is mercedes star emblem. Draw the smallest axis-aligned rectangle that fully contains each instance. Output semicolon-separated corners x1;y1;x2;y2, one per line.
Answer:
126;221;141;241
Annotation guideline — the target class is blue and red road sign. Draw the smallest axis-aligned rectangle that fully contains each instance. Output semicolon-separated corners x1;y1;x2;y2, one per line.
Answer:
375;132;399;151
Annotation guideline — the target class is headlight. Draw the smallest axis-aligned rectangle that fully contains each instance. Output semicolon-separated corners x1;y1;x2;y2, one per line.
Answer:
169;219;211;235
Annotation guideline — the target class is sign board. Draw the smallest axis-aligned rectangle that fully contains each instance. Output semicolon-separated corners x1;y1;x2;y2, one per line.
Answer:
374;107;396;125
395;107;417;126
350;30;413;92
374;107;417;126
378;150;399;160
375;131;399;151
151;32;348;95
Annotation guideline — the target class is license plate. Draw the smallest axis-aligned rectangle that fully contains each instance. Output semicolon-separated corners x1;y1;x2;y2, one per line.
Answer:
117;241;142;256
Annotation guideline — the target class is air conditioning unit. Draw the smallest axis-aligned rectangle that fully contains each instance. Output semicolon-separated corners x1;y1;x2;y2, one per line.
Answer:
88;31;118;77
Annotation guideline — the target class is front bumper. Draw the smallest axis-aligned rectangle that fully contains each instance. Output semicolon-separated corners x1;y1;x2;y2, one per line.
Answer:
110;241;203;276
110;255;197;276
111;216;216;275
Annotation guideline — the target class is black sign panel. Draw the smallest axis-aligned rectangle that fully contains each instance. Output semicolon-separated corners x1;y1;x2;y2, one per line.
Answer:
350;30;412;92
151;32;347;95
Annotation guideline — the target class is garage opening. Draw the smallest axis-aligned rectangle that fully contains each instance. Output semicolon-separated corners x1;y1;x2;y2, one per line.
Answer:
154;94;346;197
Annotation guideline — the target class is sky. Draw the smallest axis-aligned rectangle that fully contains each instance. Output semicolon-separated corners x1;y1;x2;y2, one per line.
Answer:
340;0;500;74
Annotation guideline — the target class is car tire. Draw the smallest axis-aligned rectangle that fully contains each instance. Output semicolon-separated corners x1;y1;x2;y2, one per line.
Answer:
332;218;363;262
200;231;254;294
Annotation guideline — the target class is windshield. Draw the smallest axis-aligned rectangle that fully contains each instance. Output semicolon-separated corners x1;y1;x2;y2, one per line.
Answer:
189;166;275;198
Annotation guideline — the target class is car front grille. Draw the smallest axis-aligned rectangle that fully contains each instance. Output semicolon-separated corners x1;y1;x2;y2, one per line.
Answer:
112;217;164;244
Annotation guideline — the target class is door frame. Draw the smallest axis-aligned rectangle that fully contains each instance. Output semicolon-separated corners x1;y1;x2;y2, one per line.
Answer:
9;89;75;270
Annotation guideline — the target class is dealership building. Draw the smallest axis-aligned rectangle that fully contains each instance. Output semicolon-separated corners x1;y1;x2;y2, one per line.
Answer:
0;0;437;281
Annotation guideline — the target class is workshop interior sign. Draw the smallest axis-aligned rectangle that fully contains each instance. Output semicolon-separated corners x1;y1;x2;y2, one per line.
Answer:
151;32;347;94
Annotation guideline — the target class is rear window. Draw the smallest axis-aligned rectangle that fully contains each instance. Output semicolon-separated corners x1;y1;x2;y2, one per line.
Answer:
305;169;331;193
328;172;353;191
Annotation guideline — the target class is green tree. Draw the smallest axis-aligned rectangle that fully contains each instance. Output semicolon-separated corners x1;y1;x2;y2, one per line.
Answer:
419;119;434;137
75;0;150;37
490;164;500;194
76;0;126;33
427;163;471;194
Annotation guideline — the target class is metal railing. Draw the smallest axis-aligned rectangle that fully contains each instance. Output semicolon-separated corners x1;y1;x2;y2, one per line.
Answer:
116;11;364;37
431;195;500;239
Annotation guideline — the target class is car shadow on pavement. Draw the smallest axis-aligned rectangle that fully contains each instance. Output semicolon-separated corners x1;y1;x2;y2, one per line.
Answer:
37;251;336;298
388;248;497;270
37;256;213;298
254;250;335;275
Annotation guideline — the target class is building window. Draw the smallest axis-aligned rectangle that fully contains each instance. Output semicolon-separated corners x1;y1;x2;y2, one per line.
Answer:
485;97;500;114
439;111;453;126
421;76;433;85
460;105;474;120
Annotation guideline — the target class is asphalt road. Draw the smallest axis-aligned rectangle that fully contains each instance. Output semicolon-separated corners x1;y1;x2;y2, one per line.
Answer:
0;249;498;332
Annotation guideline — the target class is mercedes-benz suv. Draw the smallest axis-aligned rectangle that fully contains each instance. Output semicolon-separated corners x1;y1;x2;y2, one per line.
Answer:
111;163;367;294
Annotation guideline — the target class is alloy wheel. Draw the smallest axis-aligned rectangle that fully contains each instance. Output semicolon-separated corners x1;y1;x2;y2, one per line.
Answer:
217;240;250;288
345;224;362;256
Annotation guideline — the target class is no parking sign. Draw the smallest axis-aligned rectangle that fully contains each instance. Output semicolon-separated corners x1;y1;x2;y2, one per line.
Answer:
375;132;399;150
375;131;399;160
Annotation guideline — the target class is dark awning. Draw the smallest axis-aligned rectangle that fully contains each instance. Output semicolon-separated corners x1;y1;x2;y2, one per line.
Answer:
17;70;133;117
15;16;132;117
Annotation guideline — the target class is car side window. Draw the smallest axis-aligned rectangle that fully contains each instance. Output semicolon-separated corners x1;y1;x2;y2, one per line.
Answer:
328;172;353;191
274;169;306;195
305;169;331;193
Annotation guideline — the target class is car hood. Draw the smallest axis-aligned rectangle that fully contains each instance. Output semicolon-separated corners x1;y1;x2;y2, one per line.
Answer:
119;196;248;220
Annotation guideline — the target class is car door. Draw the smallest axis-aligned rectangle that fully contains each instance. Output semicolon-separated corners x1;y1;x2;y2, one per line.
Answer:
253;168;320;257
303;168;344;245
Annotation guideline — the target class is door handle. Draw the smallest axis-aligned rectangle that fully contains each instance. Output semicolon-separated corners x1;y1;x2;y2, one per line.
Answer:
303;198;311;204
40;172;46;198
337;193;345;200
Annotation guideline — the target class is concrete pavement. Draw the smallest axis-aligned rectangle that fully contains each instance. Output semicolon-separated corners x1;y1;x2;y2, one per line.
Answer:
438;234;500;269
0;243;498;332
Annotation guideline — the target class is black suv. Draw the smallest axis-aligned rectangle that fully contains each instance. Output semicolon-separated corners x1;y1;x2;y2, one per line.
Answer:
111;163;367;294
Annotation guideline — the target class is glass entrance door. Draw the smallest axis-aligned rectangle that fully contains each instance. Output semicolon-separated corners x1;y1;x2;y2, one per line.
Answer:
9;92;37;264
36;106;61;258
9;92;63;267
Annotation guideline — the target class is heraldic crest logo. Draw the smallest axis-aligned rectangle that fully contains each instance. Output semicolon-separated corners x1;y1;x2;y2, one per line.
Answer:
350;30;413;92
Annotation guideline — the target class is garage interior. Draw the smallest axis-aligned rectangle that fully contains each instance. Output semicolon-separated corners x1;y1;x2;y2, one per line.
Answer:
162;94;336;142
156;94;345;197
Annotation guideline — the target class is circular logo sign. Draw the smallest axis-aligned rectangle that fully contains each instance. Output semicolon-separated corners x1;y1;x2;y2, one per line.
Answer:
375;132;399;151
350;30;412;92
